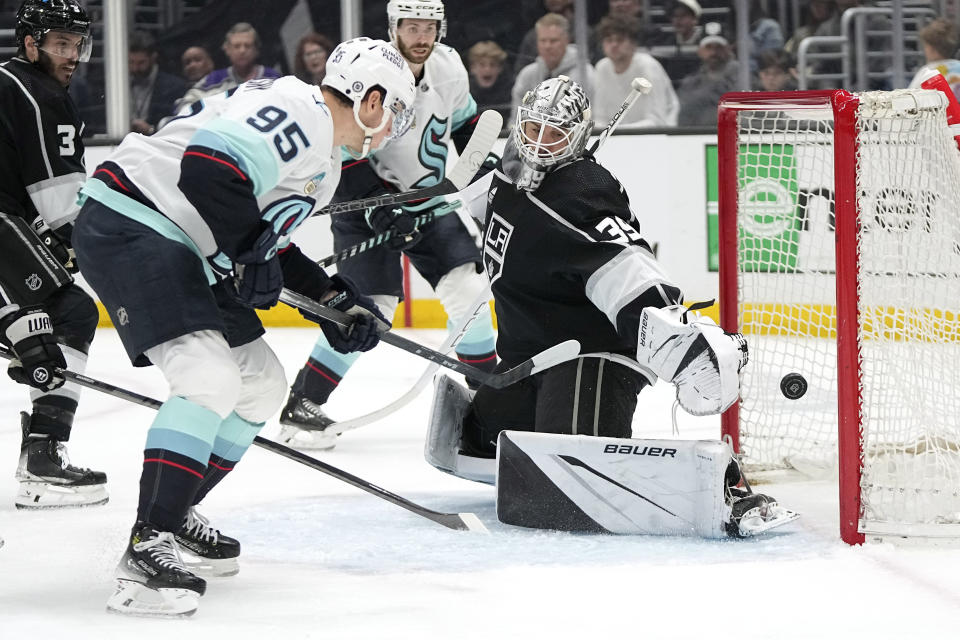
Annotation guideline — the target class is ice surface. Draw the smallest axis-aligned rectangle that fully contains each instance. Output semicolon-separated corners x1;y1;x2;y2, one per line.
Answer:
0;328;958;638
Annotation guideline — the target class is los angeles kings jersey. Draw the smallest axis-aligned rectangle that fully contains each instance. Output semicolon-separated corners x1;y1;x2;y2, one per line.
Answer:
0;58;85;230
366;44;477;200
483;157;682;370
83;76;341;262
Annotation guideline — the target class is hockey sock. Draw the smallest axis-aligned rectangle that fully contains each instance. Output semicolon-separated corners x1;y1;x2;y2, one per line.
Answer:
290;333;361;404
453;311;497;389
192;412;264;505
138;396;220;531
27;345;88;441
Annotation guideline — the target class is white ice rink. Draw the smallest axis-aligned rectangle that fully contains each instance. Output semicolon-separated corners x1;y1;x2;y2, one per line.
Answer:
1;327;959;639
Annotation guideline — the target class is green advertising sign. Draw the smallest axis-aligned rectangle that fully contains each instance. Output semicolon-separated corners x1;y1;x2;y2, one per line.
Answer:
706;143;801;272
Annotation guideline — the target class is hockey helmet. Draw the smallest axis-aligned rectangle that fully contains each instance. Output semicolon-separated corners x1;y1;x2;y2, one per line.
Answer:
513;76;593;186
16;0;92;62
387;0;447;45
322;37;416;159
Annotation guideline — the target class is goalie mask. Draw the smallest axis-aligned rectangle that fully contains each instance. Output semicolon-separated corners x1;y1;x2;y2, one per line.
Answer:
322;38;417;159
513;75;593;191
16;0;92;63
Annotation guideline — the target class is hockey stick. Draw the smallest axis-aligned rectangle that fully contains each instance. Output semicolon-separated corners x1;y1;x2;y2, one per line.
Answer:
316;205;455;267
0;344;486;532
280;288;580;389
313;109;503;217
587;77;652;155
329;286;492;433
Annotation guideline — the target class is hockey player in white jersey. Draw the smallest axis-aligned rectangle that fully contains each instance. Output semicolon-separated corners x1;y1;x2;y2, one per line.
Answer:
280;0;499;449
424;76;796;538
70;38;415;617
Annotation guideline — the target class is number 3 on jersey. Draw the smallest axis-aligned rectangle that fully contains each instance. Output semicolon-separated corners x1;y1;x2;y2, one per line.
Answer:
596;216;642;244
246;106;310;162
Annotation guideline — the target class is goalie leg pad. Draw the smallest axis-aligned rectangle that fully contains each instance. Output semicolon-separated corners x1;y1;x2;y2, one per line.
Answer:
496;432;733;537
636;305;748;416
424;374;495;485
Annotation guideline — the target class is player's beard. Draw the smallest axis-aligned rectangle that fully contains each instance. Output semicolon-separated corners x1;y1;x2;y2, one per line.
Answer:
36;50;76;87
397;38;434;66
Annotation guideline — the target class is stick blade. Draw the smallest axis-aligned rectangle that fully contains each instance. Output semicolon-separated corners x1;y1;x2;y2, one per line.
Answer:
434;511;489;532
528;339;581;375
446;110;503;190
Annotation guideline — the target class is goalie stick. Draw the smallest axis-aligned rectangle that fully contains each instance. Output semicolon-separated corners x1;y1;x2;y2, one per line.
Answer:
313;109;503;217
280;288;580;389
587;77;652;155
0;344;486;532
328;286;492;433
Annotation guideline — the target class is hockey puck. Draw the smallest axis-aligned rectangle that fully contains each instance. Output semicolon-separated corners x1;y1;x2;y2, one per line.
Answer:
780;373;808;400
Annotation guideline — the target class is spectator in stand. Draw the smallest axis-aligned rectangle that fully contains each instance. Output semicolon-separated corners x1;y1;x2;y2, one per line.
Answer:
515;0;575;74
128;31;186;135
648;0;704;88
594;16;677;126
592;0;657;61
177;22;280;109
512;13;595;116
468;41;513;121
784;0;834;57
294;32;335;85
676;24;740;126
907;18;960;96
746;0;784;72
180;45;214;83
755;49;797;91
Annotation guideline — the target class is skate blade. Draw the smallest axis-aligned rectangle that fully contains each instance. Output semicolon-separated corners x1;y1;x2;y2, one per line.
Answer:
738;506;800;537
277;425;338;451
181;551;239;578
106;579;200;618
15;481;109;510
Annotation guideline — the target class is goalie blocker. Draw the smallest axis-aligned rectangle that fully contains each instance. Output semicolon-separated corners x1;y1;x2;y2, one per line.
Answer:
496;432;798;538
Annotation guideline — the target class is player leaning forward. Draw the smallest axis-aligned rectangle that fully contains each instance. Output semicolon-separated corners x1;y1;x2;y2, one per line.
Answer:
71;38;415;617
279;0;498;449
430;76;796;538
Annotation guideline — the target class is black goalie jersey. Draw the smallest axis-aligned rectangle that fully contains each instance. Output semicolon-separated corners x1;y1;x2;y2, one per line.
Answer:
482;156;682;367
0;58;86;230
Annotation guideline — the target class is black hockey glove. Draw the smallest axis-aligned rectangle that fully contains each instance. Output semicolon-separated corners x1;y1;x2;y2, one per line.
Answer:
1;309;67;391
233;226;283;310
366;205;422;251
301;275;391;353
32;217;78;273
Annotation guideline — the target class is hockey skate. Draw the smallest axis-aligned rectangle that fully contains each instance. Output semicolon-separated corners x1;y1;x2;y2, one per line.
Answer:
724;461;799;538
107;522;206;618
278;392;339;450
175;506;241;577
15;412;108;509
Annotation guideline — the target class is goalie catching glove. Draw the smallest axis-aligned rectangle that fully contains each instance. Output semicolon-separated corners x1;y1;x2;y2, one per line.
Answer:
636;304;748;416
299;274;391;353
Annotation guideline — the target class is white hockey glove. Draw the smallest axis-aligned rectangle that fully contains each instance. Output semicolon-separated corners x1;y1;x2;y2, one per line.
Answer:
636;305;748;416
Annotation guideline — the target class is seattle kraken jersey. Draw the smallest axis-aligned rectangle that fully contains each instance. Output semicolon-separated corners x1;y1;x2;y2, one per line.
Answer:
0;58;86;230
366;44;477;197
83;76;340;260
483;157;682;368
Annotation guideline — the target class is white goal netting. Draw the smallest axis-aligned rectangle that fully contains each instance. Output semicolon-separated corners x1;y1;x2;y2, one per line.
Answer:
726;89;960;536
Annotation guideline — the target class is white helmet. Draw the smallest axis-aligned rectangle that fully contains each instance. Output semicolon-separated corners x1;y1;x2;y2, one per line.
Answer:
387;0;447;44
322;37;416;159
513;76;593;190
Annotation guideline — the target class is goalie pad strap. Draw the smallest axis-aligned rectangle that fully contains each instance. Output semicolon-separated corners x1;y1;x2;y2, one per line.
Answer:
0;212;73;308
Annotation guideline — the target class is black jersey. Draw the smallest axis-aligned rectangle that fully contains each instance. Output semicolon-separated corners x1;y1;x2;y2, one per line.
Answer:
482;156;682;367
0;58;86;229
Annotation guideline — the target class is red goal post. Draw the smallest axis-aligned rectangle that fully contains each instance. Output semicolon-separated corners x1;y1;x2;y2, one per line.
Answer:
717;89;960;545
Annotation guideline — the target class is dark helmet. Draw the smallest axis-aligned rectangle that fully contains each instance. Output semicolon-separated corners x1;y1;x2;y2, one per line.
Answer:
16;0;92;56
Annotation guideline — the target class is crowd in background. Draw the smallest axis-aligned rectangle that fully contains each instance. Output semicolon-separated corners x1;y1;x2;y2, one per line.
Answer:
61;0;960;136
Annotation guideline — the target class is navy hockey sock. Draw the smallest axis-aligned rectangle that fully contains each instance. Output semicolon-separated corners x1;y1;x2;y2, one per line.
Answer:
137;397;220;531
291;334;361;404
192;412;263;505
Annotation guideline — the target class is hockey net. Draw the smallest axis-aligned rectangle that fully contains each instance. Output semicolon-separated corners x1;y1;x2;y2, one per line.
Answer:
718;89;960;543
